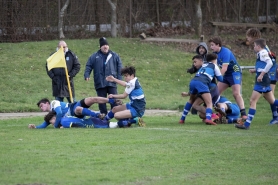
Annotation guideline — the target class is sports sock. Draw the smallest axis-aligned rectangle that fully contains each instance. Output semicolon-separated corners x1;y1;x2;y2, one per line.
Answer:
108;98;115;105
180;102;192;121
244;108;256;127
205;108;213;120
228;118;237;124
117;119;129;127
240;108;246;116
105;111;114;121
82;108;97;117
129;118;137;124
270;104;278;119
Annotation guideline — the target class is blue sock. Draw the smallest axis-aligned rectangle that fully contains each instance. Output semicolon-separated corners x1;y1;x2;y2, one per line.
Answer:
117;119;129;127
244;108;256;127
108;98;115;105
105;111;114;120
206;108;213;120
270;104;278;119
82;108;97;117
228;118;237;124
180;102;192;121
129;118;137;124
273;100;278;106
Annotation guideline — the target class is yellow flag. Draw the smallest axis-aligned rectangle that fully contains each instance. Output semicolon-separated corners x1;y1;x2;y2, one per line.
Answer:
46;47;66;71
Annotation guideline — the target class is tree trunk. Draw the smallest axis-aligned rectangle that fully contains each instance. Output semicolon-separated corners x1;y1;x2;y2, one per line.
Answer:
58;0;70;39
107;0;117;37
194;0;202;36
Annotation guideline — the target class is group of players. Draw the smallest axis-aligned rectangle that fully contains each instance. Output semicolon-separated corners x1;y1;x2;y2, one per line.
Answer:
28;66;146;129
179;28;278;130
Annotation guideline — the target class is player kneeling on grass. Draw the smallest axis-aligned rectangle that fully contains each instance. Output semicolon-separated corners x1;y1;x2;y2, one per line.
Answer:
235;38;278;130
104;66;146;128
179;53;223;125
28;111;118;129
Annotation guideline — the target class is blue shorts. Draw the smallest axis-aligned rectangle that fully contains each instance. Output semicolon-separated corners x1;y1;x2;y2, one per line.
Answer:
189;80;210;95
253;84;272;93
269;63;277;82
226;103;240;120
222;72;242;86
126;103;145;118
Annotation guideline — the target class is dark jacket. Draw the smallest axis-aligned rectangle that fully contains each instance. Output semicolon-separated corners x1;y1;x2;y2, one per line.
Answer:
46;50;81;97
84;50;122;90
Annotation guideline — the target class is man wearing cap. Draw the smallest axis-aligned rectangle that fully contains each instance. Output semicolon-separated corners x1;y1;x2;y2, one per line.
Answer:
84;37;123;115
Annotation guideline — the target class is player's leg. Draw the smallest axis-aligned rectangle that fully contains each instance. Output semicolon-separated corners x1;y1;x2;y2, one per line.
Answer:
269;83;278;124
104;104;127;121
263;90;278;125
226;72;247;119
217;81;229;95
201;92;216;125
179;94;196;124
235;90;261;129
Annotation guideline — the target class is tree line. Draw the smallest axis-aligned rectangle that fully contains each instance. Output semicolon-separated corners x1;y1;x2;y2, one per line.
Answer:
0;0;277;42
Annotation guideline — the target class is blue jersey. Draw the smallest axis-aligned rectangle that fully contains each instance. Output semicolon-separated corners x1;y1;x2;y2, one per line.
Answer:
215;47;241;75
217;96;239;120
36;100;71;129
125;77;146;114
192;62;223;85
255;49;273;87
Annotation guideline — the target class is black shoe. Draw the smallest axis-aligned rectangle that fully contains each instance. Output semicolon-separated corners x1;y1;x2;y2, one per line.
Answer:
235;123;249;130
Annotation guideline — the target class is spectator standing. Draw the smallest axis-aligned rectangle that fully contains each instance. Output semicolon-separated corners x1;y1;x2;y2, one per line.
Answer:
46;40;80;103
84;37;122;115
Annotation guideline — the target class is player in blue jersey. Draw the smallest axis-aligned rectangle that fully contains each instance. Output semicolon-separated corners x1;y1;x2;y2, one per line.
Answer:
209;37;247;120
180;54;220;124
104;66;146;128
235;39;278;129
34;97;121;128
28;111;118;129
246;28;278;124
214;96;240;124
179;53;223;125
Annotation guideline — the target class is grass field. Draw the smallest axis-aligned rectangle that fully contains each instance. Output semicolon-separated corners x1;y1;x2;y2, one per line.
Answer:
0;37;278;184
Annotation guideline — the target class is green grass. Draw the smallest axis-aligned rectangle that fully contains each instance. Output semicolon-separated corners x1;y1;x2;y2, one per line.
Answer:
0;38;265;112
1;115;278;185
1;37;278;184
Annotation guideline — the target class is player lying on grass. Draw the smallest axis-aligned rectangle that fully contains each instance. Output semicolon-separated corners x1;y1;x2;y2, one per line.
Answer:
104;66;146;128
28;111;118;129
179;53;223;125
235;39;278;130
36;97;122;128
213;96;240;124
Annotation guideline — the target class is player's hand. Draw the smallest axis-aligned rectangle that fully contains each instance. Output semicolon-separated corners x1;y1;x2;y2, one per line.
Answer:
108;94;114;98
181;92;189;97
106;75;115;82
249;69;256;73
28;124;36;129
85;78;90;81
257;75;263;82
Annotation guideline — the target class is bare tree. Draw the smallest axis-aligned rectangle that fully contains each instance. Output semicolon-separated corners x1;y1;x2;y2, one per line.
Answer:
194;0;202;36
58;0;70;39
107;0;117;37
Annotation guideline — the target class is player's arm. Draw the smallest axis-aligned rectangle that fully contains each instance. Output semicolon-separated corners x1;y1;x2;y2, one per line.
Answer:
108;91;128;99
220;63;228;75
106;75;126;87
258;52;273;82
214;64;223;82
28;121;50;129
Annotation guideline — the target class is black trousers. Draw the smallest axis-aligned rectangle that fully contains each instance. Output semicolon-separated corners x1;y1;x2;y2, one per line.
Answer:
96;86;118;114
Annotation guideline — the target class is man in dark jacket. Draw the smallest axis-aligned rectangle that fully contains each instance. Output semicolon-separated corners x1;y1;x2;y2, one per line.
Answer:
46;40;81;103
84;37;122;115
